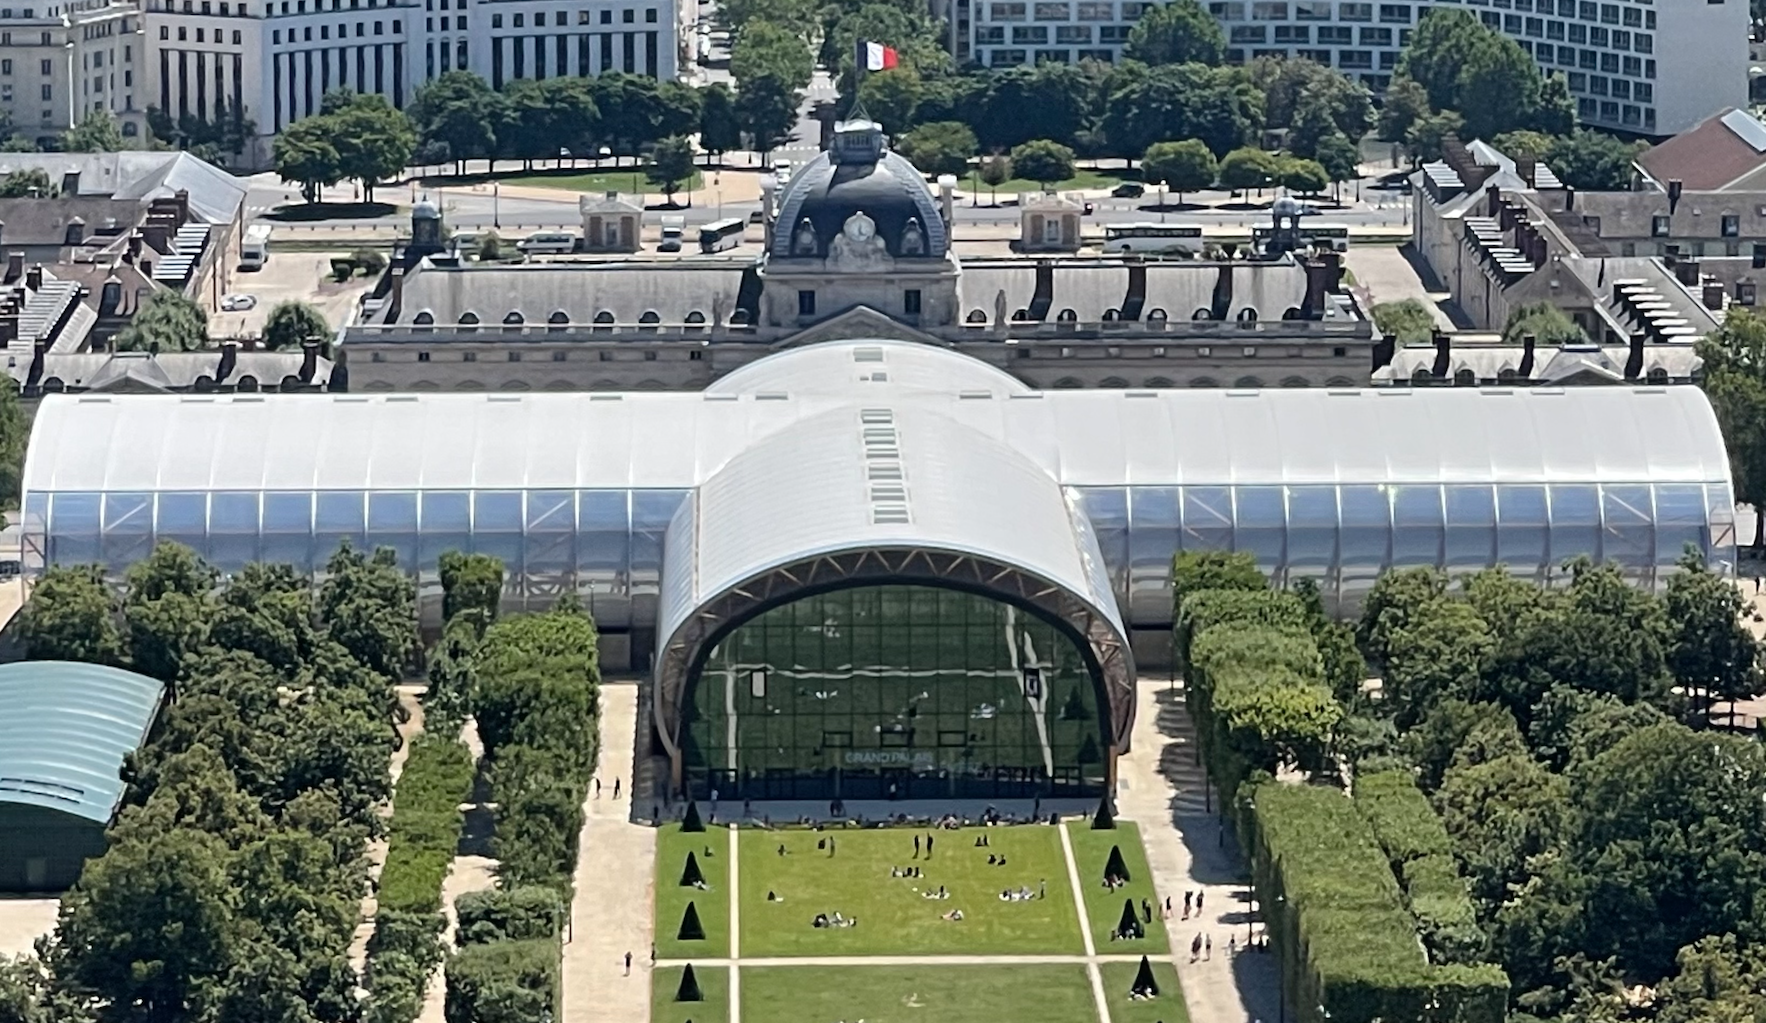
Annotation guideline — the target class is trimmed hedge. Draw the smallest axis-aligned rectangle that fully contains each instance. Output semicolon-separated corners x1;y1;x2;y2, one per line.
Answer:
443;938;558;1023
1249;782;1508;1023
1353;770;1484;965
456;886;565;946
365;735;477;1023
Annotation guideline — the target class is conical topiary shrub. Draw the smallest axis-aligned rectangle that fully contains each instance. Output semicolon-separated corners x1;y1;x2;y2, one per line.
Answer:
1103;844;1131;883
678;901;706;941
1117;898;1143;939
676;964;703;1002
682;800;705;832
1092;794;1115;830
1132;955;1159;997
680;850;706;887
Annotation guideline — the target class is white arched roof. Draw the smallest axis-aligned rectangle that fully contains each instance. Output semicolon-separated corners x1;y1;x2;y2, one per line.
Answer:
705;338;1029;398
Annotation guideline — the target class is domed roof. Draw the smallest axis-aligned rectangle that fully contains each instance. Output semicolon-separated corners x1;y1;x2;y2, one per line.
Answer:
412;198;441;221
769;120;948;261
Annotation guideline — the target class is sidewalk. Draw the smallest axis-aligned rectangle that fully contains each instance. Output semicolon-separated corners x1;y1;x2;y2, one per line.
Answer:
1114;679;1280;1023
560;681;657;1023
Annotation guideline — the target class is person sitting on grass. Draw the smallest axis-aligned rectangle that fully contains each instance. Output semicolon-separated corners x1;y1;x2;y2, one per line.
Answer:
941;908;965;921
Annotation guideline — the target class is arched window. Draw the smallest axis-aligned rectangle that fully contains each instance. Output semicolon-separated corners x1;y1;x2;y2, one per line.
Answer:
503;311;525;325
593;311;615;323
42;377;64;392
1454;368;1477;386
1189;377;1219;388
1411;366;1434;385
1146;308;1167;322
1057;308;1078;321
1102;308;1120;321
1192;308;1213;320
548;310;569;329
1012;308;1032;321
1280;376;1309;388
1281;306;1303;320
237;375;259;392
1497;367;1518;384
731;308;752;325
413;310;435;326
1144;376;1174;387
1646;366;1670;384
1233;376;1264;388
1099;376;1129;388
966;309;987;324
1053;377;1084;388
1324;376;1356;388
592;310;615;334
638;310;661;334
685;311;707;333
1236;307;1258;322
458;311;479;325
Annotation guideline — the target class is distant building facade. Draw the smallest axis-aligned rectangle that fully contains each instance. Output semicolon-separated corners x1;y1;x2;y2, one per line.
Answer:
0;0;144;146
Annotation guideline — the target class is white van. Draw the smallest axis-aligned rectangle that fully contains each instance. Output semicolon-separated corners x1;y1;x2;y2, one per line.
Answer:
239;224;272;270
517;231;579;254
659;215;685;252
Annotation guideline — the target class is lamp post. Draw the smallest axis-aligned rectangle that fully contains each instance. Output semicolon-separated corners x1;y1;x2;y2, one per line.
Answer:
1242;795;1257;947
493;182;501;229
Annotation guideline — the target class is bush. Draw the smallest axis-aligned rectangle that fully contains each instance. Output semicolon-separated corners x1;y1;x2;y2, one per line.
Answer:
1352;770;1485;965
331;257;356;281
455;886;564;946
1371;300;1436;344
443;939;558;1023
1249;782;1509;1023
440;552;505;625
352;247;389;275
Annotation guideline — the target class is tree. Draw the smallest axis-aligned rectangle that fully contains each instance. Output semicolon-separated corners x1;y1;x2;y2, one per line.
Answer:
0;168;53;198
1490;129;1556;159
1656;935;1766;1023
440;552;504;624
0;375;26;506
115;289;209;352
1546;128;1646;191
1383;598;1495;729
1314;131;1361;197
896;121;977;179
1664;550;1761;718
1531;72;1577;136
856;66;923;134
1455;33;1544;140
1008;139;1075;185
271;117;342;202
979;153;1011;203
1100;62;1263;160
730;19;814;93
61;110;127;153
262;301;330;351
319;543;416;680
408;70;505;175
323;91;416;203
1699;309;1766;550
977;63;1098;153
1377;76;1431;143
697;82;741;159
715;0;817;34
646;136;697;204
1123;0;1225;66
1435;749;1571;910
1371;299;1436;343
500;79;565;170
1140;139;1217;203
733;75;801;159
1249;58;1373;142
1397;9;1488;112
1502;300;1586;346
1278;156;1329;195
20;564;123;665
1404;109;1464;165
1216;146;1276;192
124;542;218;682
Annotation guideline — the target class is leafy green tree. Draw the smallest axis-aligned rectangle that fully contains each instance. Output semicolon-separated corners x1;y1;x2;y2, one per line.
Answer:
1008;139;1075;185
271;117;341;202
1313;131;1361;197
124;542;218;682
408;70;505;174
731;19;814;93
977;63;1098;153
896;121;977;179
1123;0;1225;66
500;79;566;170
1546;128;1646;190
1656;935;1766;1023
1531;71;1577;135
61;110;127;153
697;82;742;159
1100;62;1262;160
1397;8;1487;112
1489;128;1555;159
1371;299;1436;343
822;2;951;89
1664;550;1761;718
0;952;90;1023
856;66;923;134
646;136;697;203
0;375;27;505
1457;34;1545;140
1278;156;1329;195
262;300;330;352
978;153;1012;202
0;168;53;197
318;542;416;680
440;552;505;624
1699;309;1766;550
116;289;209;352
733;74;801;160
1216;145;1277;192
1409;697;1522;791
1288;576;1364;704
1502;300;1587;346
1248;58;1372;142
1383;597;1494;729
1435;748;1571;910
1403;109;1464;164
21;564;123;664
1376;75;1431;143
321;91;415;203
1358;566;1449;671
1141;139;1217;202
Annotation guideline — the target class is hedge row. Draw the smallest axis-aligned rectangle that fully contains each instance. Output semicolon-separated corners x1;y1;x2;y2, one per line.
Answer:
456;887;565;946
444;939;559;1023
1249;782;1510;1023
1352;770;1485;965
365;734;478;1023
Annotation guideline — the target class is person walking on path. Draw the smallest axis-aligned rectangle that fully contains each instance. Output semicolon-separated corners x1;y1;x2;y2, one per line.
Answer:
1040;878;1047;899
1183;891;1192;919
1190;933;1203;962
1196;890;1205;913
613;777;621;799
828;835;837;856
914;834;921;858
1205;934;1213;960
623;951;632;976
594;778;601;798
927;833;934;856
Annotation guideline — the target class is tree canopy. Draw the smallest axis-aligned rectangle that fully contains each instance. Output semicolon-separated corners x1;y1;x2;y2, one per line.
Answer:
1123;0;1225;66
115;289;209;353
262;301;330;351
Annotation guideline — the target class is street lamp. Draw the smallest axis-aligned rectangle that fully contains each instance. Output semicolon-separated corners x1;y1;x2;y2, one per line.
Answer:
492;182;501;229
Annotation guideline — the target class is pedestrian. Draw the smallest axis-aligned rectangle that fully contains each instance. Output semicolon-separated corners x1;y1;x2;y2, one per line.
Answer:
1190;933;1203;962
745;798;753;818
650;944;656;964
778;843;787;856
927;833;934;856
1182;890;1192;919
1141;898;1152;924
1039;878;1047;899
829;836;836;857
594;778;602;798
1164;895;1172;919
652;804;659;822
1205;934;1213;960
1228;934;1237;955
613;777;621;799
1196;890;1205;913
623;951;632;975
710;788;719;814
914;834;921;858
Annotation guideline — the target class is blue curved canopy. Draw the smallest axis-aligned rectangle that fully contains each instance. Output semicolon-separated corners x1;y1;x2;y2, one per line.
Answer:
0;661;164;825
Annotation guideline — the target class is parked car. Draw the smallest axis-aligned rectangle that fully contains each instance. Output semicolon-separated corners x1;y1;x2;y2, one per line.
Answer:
1111;182;1145;198
220;293;257;311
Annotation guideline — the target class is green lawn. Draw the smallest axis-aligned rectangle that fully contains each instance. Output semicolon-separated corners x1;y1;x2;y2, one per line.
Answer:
655;825;731;959
1101;959;1189;1023
501;167;704;194
652;964;729;1023
1067;822;1170;954
738;825;1085;957
742;964;1098;1023
960;167;1130;199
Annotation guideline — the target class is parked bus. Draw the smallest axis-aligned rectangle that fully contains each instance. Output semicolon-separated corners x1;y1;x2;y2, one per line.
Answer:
1252;222;1352;251
1101;223;1205;254
239;224;272;270
699;217;746;253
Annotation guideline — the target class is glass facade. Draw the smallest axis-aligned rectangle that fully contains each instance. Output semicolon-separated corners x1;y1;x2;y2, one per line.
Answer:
23;480;1732;632
679;585;1110;801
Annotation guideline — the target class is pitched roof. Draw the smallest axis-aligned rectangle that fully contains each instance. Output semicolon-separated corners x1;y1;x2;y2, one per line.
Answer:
0;152;246;223
1635;108;1766;192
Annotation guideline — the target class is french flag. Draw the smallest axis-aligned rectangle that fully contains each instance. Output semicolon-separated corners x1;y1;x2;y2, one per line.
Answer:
857;39;899;71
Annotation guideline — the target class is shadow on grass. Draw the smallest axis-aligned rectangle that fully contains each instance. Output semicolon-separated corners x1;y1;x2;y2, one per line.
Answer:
264;201;397;221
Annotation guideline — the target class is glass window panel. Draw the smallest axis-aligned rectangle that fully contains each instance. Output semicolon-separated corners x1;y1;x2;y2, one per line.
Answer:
577;490;630;627
153;491;208;559
630;490;687;612
260;492;313;571
1600;484;1653;577
49;492;101;564
1338;485;1389;601
1077;488;1129;602
367;492;419;568
1127;487;1180;624
1391;485;1443;568
418;491;471;572
1547;484;1601;576
1285;485;1338;578
208;492;260;570
1652;483;1707;572
474;491;523;531
1232;486;1286;576
524;489;576;610
1444;485;1496;573
21;492;46;574
315;491;366;562
1181;486;1234;552
1496;484;1548;579
101;492;154;570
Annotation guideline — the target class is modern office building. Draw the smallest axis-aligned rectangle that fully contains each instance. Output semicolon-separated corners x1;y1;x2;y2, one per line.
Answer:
0;660;165;891
0;0;144;148
19;337;1736;796
143;0;678;169
1199;0;1745;136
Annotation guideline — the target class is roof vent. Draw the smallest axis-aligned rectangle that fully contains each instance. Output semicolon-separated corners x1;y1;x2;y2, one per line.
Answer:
867;464;903;481
872;508;911;524
755;392;789;401
959;390;991;400
589;394;623;401
853;346;885;362
859;408;894;423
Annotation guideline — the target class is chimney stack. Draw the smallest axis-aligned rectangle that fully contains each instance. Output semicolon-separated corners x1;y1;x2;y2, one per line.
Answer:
25;264;42;291
299;341;319;384
1431;329;1451;379
1373;333;1396;372
1668;179;1683;215
1676;258;1700;288
126;230;142;262
218;340;238;382
4;252;20;283
1625;332;1645;380
1704;280;1726;311
1519;333;1536;379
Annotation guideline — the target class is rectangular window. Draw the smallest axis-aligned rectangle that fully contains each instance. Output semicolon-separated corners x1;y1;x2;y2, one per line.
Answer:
1034;1;1070;16
1229;23;1265;41
1588;25;1605;44
904;289;922;315
1273;23;1307;40
1317;24;1351;41
989;2;1026;18
1357;25;1390;44
1723;214;1740;237
39;58;50;74
977;24;1004;42
798;290;816;316
1250;0;1287;17
490;11;499;24
1056;24;1091;41
512;11;522;23
1293;0;1330;17
1651;215;1669;237
1076;1;1112;17
1338;1;1370;17
39;83;49;99
1013;24;1047;41
1337;48;1372;67
1376;1;1407;18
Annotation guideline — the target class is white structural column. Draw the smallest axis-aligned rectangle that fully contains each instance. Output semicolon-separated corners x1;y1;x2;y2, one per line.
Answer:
728;822;742;1023
1059;821;1112;1023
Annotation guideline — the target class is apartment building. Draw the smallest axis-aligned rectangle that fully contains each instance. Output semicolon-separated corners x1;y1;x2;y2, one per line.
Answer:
145;0;677;169
0;0;142;148
1203;0;1746;136
941;0;1159;66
